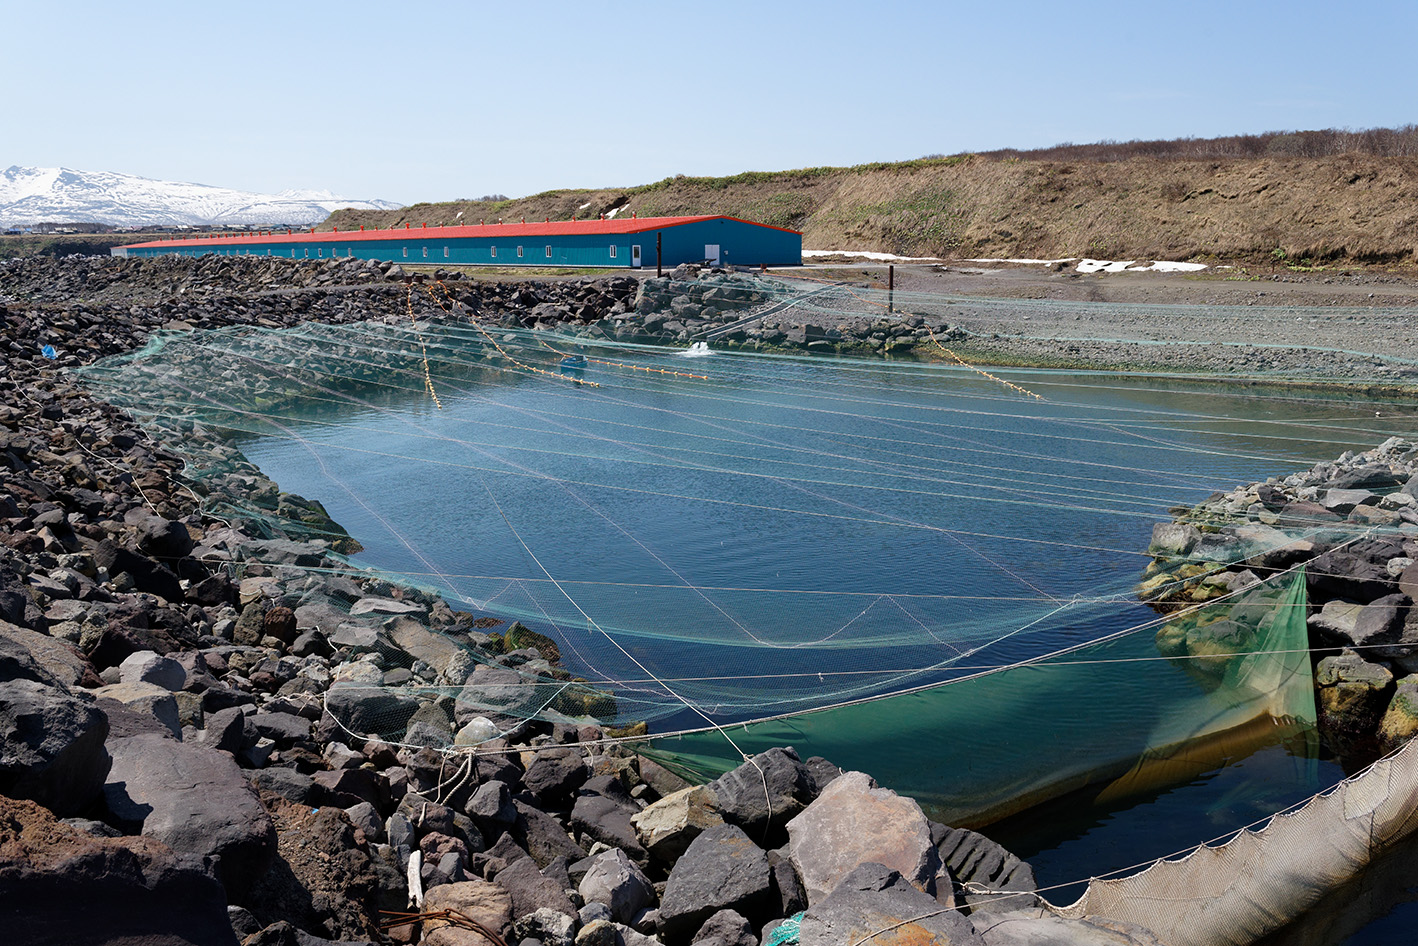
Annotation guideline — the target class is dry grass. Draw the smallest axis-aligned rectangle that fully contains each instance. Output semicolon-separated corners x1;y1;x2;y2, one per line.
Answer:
325;151;1418;267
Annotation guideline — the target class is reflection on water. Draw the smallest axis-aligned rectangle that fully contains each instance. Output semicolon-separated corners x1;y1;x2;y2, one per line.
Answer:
229;346;1418;944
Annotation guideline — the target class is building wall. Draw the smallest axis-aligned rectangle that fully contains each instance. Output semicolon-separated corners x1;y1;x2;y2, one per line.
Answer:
115;219;801;268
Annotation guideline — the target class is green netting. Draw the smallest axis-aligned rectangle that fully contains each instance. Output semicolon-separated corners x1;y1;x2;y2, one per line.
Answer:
69;281;1412;773
645;569;1315;827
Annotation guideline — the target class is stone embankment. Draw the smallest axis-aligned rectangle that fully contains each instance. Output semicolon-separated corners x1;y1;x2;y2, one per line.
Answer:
1139;438;1418;763
1;255;1152;946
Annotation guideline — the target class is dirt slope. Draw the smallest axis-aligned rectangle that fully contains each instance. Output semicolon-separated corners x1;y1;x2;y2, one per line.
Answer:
325;154;1418;267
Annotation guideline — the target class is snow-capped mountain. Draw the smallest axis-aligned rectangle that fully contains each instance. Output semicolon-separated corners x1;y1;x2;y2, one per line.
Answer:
0;166;403;227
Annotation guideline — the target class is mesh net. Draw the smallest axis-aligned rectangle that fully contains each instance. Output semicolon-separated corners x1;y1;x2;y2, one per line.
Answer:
71;276;1415;776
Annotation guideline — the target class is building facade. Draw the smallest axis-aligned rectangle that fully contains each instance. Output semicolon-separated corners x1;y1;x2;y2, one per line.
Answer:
113;215;801;268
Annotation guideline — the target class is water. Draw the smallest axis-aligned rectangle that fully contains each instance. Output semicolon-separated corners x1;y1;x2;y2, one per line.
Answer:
230;338;1418;941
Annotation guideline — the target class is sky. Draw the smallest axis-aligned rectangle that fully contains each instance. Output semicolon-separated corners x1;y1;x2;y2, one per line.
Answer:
5;0;1415;206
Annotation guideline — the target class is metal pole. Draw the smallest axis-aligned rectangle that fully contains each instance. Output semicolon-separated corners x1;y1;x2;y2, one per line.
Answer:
656;232;662;278
888;264;895;313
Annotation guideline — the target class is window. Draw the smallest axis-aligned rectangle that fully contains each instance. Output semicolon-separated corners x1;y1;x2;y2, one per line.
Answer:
304;248;309;258
318;248;323;258
402;247;408;258
609;244;617;259
291;249;296;258
422;246;428;258
517;246;523;258
490;246;497;258
545;245;552;258
444;246;449;258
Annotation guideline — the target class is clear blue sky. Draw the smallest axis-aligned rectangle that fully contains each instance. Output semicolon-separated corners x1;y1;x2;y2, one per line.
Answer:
6;0;1414;205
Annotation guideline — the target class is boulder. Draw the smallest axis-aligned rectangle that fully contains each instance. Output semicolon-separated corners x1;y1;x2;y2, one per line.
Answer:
797;862;983;946
704;746;816;837
1316;650;1395;741
933;824;1038;915
1379;675;1418;751
659;823;773;938
94;680;183;738
570;792;646;861
511;799;588;868
422;879;513;946
690;909;757;946
577;847;653;924
118;650;187;690
493;853;578;920
323;683;420;740
0;678;111;816
785;771;939;904
0;796;237;946
630;784;724;864
103;732;276;901
0;619;93;686
523;746;589;803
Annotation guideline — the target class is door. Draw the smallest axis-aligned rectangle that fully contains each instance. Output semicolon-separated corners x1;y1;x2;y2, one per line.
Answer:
704;244;721;265
631;245;642;268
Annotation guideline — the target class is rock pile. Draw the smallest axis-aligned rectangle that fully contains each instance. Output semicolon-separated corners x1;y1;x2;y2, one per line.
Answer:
1;255;1159;945
1139;437;1418;763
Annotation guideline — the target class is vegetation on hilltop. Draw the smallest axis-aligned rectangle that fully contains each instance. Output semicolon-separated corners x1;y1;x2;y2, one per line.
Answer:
325;126;1418;267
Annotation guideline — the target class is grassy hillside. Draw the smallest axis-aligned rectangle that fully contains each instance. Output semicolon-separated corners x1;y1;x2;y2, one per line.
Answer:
325;149;1418;267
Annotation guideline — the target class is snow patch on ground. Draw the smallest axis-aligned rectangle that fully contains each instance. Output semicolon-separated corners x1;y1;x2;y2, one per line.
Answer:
804;249;943;262
967;257;1077;266
605;207;622;219
578;201;592;211
967;257;1207;274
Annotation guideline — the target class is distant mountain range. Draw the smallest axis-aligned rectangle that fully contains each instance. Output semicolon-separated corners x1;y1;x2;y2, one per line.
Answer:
0;166;402;228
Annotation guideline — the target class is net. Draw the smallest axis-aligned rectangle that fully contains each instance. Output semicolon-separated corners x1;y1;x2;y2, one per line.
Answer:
71;276;1415;770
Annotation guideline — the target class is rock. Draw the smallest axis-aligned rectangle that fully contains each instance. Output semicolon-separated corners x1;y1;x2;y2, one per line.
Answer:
511;907;577;946
704;746;816;838
575;918;616;946
1308;599;1366;642
468;779;518;826
251;767;321;806
659;824;773;938
0;678;111;816
246;795;381;941
577;848;653;924
1349;594;1416;657
0;619;93;686
349;596;426;618
636;756;692;798
422;879;513;946
495;854;578;920
630;785;723;864
690;909;757;946
933;824;1038;915
94;680;183;737
0;796;238;946
512;799;588;868
570;792;646;861
1147;522;1200;558
785;771;939;904
1317;649;1395;742
1379;675;1418;750
797;862;983;946
523;746;590;803
103;732;276;901
323;683;420;739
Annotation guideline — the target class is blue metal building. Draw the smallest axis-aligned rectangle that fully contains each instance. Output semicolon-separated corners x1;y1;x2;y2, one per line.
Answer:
114;215;801;268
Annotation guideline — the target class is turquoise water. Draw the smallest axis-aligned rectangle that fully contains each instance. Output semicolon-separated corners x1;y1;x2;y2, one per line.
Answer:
232;338;1418;939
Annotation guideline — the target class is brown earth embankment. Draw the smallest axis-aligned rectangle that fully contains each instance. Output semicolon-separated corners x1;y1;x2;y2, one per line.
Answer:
325;153;1418;268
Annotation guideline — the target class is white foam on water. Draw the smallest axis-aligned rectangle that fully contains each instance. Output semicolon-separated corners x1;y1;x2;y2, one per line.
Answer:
680;341;712;358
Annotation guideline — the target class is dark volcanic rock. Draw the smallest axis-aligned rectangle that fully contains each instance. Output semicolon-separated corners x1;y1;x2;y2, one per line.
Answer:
659;824;773;938
0;796;238;946
0;678;111;817
797;862;984;946
103;732;276;901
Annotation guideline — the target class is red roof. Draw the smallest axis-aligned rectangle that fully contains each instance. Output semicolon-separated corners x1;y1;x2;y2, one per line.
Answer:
123;214;800;249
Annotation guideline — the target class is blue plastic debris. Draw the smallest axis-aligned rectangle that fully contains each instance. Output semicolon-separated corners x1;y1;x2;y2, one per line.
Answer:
765;912;804;946
40;344;58;360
